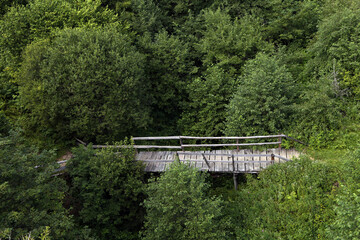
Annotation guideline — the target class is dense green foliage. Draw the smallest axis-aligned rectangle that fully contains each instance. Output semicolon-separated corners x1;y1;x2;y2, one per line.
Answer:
0;132;73;239
231;157;338;239
225;52;296;136
1;0;358;146
3;0;360;239
67;142;145;240
19;26;150;144
328;148;360;239
142;162;230;240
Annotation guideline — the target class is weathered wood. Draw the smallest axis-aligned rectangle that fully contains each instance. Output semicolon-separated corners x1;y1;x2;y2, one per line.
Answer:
134;145;182;149
181;142;281;148
273;154;291;161
93;145;182;149
233;173;238;190
133;148;298;172
232;155;235;172
177;151;275;158
282;135;308;146
75;138;87;146
180;135;285;140
133;136;180;140
201;153;211;170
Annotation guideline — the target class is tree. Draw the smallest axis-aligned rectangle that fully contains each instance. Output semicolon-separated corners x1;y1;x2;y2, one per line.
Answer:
327;148;360;239
67;142;145;240
18;26;150;144
292;75;342;148
0;0;119;130
138;30;196;135
141;162;231;240
0;131;74;239
225;52;297;136
179;66;236;136
309;4;360;98
233;157;338;239
197;9;272;76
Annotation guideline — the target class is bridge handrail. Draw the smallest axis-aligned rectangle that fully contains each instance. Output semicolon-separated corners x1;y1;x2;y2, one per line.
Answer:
132;134;285;140
89;134;306;150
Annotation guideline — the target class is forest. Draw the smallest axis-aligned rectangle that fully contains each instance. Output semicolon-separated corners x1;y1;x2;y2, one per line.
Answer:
1;0;360;239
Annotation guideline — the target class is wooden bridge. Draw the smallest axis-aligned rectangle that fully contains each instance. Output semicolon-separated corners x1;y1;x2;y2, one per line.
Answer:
92;134;304;174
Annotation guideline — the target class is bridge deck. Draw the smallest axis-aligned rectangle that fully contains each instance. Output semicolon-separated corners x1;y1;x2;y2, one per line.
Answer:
136;148;301;173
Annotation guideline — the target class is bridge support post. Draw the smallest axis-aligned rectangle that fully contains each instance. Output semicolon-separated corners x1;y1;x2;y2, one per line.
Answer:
278;135;282;150
233;173;238;191
232;154;238;190
179;137;184;151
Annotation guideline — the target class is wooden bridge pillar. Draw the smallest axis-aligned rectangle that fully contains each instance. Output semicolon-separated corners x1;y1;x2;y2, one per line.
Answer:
233;173;238;191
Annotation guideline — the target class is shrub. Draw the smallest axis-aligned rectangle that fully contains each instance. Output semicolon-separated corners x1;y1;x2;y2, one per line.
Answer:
225;52;297;136
0;131;73;239
232;157;338;239
19;26;150;144
141;162;231;240
67;141;145;240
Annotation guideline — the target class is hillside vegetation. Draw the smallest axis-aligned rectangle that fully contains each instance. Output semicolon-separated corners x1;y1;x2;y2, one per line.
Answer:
1;0;360;239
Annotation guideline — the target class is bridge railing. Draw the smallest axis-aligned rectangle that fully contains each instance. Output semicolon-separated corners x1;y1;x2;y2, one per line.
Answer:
92;134;306;150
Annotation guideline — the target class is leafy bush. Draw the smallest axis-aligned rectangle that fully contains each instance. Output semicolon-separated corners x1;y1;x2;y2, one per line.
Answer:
179;66;237;136
67;142;145;240
291;75;342;148
231;157;338;239
141;162;231;240
0;131;74;239
225;52;297;136
328;148;360;239
19;26;150;144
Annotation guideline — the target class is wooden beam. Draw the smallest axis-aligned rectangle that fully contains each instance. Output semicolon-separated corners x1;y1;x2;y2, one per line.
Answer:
180;135;285;140
93;145;182;149
273;154;291;161
233;173;238;191
201;153;211;170
282;135;308;146
132;136;180;140
178;152;274;158
181;142;281;148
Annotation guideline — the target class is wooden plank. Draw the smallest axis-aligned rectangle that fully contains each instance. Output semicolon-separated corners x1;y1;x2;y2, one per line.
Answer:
133;136;180;140
233;150;239;172
282;135;308;146
260;149;267;169
215;150;222;172
179;152;273;158
133;135;288;141
136;145;182;149
180;135;285;140
135;149;298;172
165;151;173;171
150;151;158;172
158;151;165;172
143;152;151;172
181;142;281;148
273;154;291;162
195;151;202;170
93;145;182;149
253;149;262;170
238;149;244;172
224;150;230;172
165;152;171;170
214;150;220;172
